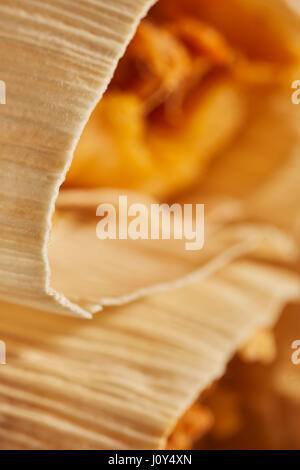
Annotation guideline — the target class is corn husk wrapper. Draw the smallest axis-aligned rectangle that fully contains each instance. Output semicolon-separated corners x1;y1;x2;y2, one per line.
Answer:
0;0;300;449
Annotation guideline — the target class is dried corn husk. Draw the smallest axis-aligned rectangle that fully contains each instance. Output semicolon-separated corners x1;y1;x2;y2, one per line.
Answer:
0;260;299;449
0;0;298;316
0;0;300;450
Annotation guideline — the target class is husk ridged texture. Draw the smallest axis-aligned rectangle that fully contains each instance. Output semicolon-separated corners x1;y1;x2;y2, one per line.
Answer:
0;0;300;449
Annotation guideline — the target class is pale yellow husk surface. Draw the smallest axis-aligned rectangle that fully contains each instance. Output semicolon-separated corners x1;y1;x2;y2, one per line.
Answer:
0;260;299;449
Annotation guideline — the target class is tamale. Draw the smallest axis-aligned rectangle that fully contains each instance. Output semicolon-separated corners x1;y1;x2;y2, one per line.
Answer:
0;0;300;451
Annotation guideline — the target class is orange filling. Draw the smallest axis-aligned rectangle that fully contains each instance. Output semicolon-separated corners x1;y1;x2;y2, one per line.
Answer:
64;0;295;197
